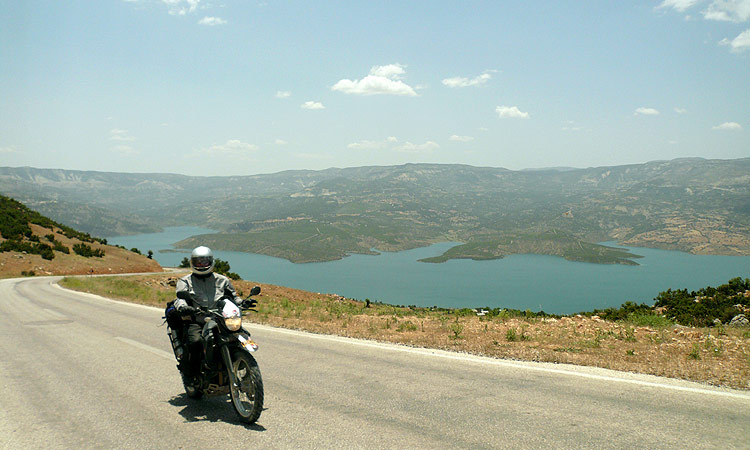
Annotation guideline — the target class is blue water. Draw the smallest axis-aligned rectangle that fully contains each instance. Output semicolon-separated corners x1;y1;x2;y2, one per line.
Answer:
109;227;750;314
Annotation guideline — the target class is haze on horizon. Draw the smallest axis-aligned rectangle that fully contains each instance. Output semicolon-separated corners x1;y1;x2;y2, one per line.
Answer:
1;1;748;177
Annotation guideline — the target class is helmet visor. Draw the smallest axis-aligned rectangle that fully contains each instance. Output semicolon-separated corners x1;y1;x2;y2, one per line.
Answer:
192;255;213;270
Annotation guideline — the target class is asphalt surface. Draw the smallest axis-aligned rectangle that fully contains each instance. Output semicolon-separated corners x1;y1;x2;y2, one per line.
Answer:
1;276;749;449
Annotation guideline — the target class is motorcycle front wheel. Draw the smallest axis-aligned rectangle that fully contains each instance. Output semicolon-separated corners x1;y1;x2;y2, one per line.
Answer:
229;351;264;424
181;371;203;399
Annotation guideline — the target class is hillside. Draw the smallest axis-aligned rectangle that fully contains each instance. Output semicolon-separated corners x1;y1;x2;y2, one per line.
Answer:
1;158;749;264
0;195;162;277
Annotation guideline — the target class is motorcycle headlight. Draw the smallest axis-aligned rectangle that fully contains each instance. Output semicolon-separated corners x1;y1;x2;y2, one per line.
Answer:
224;315;242;331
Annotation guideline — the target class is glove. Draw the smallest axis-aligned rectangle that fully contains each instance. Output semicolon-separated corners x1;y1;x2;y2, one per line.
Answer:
179;305;196;315
241;299;257;309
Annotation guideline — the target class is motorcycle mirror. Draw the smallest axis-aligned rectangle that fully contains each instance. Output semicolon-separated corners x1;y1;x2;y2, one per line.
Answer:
250;286;261;296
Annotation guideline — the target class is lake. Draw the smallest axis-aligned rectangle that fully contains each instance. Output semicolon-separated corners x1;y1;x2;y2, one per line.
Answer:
108;227;750;314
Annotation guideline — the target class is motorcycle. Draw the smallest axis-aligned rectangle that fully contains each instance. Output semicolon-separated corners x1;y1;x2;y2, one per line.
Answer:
164;285;264;424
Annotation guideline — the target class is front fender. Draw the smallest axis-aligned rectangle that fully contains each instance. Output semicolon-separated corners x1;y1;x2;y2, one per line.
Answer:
235;331;259;353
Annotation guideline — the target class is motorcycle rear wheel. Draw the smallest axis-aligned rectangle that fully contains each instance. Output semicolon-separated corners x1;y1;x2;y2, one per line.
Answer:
229;351;264;424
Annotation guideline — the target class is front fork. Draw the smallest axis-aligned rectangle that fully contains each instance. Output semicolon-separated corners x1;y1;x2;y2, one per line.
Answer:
220;344;238;387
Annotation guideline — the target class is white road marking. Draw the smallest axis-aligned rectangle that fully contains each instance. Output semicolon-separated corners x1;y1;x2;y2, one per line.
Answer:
53;282;171;312
254;324;750;400
54;281;750;400
115;337;174;361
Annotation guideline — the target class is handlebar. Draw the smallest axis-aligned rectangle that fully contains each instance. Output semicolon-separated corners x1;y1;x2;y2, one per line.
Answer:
178;285;261;316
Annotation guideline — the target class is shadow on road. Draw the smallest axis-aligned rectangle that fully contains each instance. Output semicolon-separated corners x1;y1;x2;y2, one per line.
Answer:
168;393;267;431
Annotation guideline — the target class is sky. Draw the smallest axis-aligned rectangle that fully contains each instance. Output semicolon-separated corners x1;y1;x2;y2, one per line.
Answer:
1;0;748;176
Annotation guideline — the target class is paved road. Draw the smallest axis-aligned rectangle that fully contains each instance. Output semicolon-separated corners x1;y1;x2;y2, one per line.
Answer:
1;277;749;449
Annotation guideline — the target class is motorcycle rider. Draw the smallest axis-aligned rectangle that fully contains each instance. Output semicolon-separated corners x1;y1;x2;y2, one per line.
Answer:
173;246;245;385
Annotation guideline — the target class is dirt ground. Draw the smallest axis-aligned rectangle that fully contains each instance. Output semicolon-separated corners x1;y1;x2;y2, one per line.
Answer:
0;224;162;278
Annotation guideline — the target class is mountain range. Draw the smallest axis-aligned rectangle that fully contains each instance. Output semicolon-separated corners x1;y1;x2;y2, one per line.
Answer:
1;157;749;264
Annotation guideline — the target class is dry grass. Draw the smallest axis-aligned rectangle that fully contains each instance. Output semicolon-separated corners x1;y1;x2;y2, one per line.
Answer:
0;224;162;278
59;273;750;390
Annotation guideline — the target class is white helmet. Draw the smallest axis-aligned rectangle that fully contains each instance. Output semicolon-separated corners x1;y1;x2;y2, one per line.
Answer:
190;246;214;276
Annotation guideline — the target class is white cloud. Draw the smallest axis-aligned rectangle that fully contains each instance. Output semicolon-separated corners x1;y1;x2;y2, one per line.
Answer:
674;107;688;114
301;101;325;110
274;139;288;145
369;64;406;79
720;28;750;51
197;139;259;159
659;0;750;21
442;72;492;88
198;16;226;26
0;145;18;154
348;140;386;150
657;0;750;49
394;141;439;153
657;0;702;12
276;90;291;99
331;64;417;96
496;105;530;119
110;129;136;141
712;121;743;130
703;0;750;22
347;137;398;150
634;107;660;116
162;0;200;16
449;135;474;142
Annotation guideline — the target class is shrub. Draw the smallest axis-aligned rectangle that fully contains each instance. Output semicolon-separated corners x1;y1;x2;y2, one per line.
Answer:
654;278;750;327
625;312;673;328
53;241;70;254
73;243;105;258
214;258;242;280
0;240;55;260
506;328;518;342
397;320;418;332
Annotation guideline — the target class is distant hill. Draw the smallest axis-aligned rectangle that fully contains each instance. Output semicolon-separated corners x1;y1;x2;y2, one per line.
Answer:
0;195;162;277
1;158;749;264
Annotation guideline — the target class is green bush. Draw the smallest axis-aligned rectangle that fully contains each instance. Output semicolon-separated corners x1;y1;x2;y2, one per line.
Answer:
0;195;104;244
625;312;674;328
589;301;652;322
654;278;750;327
73;243;105;258
506;328;518;342
0;240;55;260
53;241;70;254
